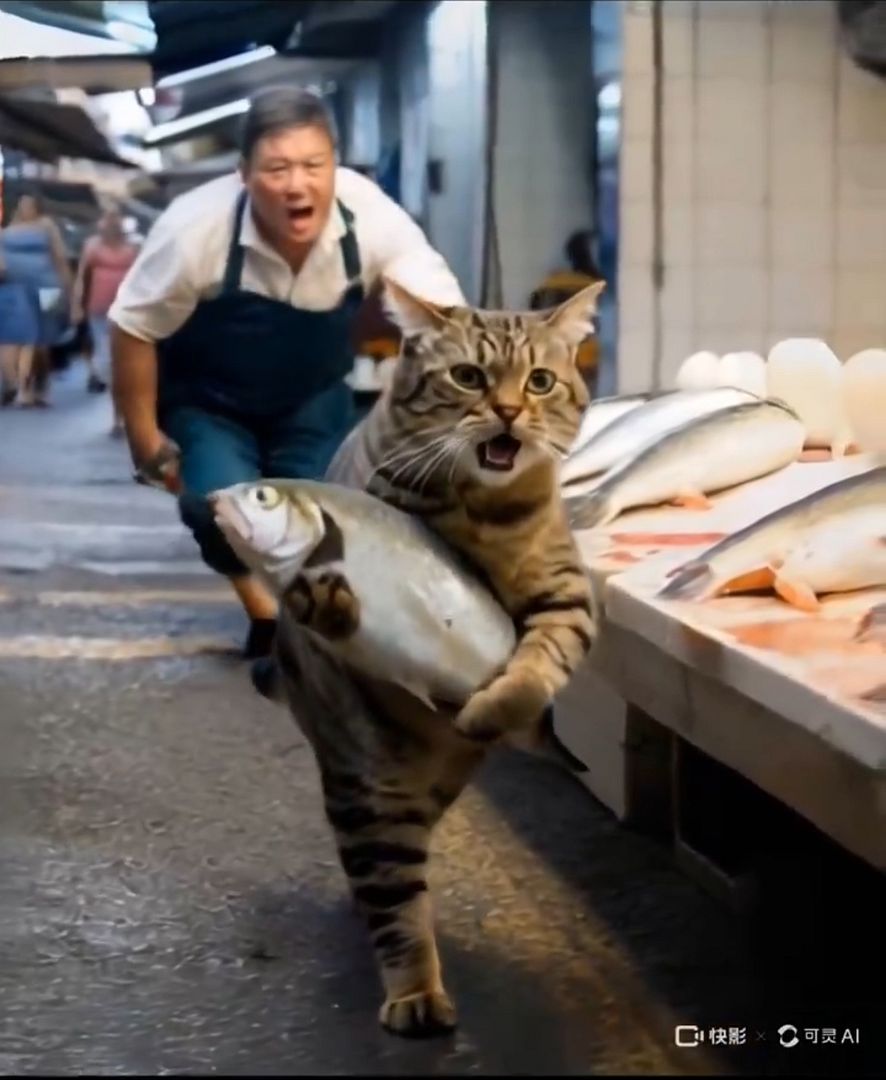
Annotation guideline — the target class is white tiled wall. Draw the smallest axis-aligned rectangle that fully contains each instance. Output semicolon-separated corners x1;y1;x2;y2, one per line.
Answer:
426;0;489;304
618;0;886;391
339;64;381;168
488;0;595;309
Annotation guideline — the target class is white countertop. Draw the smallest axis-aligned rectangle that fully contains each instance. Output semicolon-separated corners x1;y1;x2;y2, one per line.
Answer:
574;452;885;774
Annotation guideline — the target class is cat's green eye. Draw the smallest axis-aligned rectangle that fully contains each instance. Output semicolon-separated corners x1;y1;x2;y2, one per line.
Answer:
525;368;557;395
450;364;487;391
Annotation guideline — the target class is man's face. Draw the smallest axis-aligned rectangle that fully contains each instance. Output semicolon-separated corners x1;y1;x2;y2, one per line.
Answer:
242;124;336;249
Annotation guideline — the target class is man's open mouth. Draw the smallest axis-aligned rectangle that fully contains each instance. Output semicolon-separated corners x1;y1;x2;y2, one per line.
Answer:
477;434;522;471
286;206;314;223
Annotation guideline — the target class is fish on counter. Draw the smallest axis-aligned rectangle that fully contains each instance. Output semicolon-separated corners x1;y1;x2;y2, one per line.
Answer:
762;508;886;611
659;465;886;610
566;398;806;531
560;386;758;491
569;391;666;456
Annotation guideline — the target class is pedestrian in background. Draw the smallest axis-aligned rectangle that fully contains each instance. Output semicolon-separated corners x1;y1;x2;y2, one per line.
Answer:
0;191;72;407
0;192;72;406
71;208;138;435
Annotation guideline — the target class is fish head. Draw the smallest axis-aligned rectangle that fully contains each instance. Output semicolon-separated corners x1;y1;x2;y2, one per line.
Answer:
209;482;325;588
379;277;605;489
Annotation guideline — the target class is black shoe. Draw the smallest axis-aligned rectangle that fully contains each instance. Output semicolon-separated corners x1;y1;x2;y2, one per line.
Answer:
250;656;280;701
1;387;16;407
87;375;107;394
242;617;277;659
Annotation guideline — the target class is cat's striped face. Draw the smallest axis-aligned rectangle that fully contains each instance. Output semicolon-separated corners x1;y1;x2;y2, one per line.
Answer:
382;280;604;488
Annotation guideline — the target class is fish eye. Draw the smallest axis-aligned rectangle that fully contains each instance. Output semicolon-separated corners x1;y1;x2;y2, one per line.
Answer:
250;485;282;510
526;369;557;395
450;364;487;391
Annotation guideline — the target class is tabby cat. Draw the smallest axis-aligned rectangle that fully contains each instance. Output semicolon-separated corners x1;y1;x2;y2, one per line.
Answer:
329;277;604;741
272;277;604;1038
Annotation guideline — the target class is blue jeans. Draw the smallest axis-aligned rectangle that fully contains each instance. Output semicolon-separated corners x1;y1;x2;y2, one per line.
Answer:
163;381;355;577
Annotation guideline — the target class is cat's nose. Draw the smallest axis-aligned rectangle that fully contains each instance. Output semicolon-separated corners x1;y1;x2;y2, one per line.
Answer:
492;404;522;426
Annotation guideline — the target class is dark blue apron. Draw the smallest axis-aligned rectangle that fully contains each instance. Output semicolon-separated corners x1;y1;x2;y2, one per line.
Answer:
157;189;364;421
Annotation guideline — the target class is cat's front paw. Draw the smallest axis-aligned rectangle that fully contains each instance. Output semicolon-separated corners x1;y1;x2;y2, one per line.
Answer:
454;671;550;743
283;570;360;640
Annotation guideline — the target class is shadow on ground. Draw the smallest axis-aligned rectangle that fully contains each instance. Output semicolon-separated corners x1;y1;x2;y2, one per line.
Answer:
476;750;886;1078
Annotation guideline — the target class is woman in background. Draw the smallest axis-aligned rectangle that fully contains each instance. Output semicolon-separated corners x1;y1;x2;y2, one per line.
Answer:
0;191;72;407
0;242;40;406
71;208;138;435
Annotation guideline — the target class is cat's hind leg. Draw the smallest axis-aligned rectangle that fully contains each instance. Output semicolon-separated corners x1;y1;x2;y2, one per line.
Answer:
278;624;481;1037
321;751;475;1038
330;798;454;1036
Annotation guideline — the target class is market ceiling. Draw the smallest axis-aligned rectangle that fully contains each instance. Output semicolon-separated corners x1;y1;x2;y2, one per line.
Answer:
0;0;402;160
0;1;402;80
0;92;136;164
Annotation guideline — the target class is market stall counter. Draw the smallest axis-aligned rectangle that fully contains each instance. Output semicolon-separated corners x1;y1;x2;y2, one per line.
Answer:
553;451;885;884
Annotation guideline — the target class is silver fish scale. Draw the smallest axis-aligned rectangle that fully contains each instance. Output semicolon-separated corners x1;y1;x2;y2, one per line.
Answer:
270;481;516;705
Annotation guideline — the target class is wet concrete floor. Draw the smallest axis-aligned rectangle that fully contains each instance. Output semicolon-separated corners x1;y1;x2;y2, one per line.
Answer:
0;368;883;1075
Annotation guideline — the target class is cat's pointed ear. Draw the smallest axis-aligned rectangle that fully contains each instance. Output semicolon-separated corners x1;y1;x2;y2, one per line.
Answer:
543;280;606;346
381;276;455;337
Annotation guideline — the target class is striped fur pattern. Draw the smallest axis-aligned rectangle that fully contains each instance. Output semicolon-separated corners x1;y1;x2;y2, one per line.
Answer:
276;277;604;1037
274;617;483;1036
330;277;604;742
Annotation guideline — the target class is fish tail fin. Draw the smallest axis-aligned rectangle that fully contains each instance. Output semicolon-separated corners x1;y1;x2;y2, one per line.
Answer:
657;559;714;600
773;571;820;612
856;603;886;644
566;488;616;530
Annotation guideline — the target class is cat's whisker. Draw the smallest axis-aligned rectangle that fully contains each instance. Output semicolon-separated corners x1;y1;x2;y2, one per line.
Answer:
373;422;454;465
418;433;466;492
373;431;454;480
541;431;571;455
407;442;440;486
447;441;468;487
374;438;442;473
384;436;453;488
414;439;456;493
386;452;434;488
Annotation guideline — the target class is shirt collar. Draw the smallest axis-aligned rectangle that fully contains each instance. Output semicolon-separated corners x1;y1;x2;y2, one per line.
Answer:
238;188;346;262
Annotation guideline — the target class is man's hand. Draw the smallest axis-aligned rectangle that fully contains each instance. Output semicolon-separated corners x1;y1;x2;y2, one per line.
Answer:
132;430;183;494
109;323;180;491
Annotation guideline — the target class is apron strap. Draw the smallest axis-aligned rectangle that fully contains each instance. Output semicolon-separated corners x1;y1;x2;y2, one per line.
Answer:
337;201;363;294
221;190;249;295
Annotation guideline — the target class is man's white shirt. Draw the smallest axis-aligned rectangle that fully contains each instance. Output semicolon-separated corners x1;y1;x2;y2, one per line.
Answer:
109;167;465;343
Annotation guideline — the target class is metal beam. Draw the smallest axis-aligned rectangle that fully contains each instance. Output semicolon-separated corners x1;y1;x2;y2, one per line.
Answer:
0;53;153;93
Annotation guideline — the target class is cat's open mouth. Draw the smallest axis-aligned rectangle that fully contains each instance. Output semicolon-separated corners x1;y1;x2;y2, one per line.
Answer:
477;434;522;471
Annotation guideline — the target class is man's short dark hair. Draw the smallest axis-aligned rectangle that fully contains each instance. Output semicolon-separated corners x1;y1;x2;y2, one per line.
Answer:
240;86;338;161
